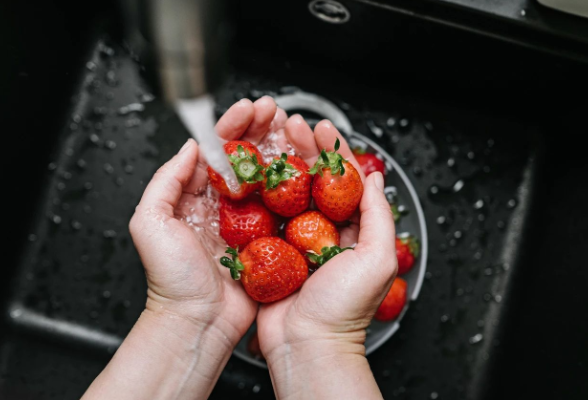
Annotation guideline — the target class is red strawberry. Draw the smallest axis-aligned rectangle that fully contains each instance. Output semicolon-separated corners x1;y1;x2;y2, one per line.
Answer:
396;235;419;275
285;211;350;266
310;139;363;222
220;237;308;303
219;195;278;249
352;147;386;176
207;140;265;201
374;278;408;321
261;154;312;217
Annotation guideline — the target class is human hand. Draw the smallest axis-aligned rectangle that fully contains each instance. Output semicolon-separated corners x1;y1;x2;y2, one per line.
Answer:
129;97;281;348
255;116;397;399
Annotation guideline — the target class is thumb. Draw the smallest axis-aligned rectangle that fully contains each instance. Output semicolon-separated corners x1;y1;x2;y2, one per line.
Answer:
355;172;396;274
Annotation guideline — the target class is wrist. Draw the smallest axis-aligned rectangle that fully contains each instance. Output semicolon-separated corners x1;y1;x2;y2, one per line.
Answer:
266;339;380;400
145;288;244;350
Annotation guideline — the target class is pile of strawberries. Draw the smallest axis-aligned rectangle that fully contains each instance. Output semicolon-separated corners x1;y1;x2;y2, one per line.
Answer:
209;139;418;322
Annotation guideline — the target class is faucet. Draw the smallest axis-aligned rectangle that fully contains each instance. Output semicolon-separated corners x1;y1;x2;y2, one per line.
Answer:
121;0;240;190
122;0;230;102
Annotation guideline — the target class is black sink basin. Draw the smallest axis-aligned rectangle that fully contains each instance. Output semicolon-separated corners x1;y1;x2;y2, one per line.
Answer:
2;1;587;399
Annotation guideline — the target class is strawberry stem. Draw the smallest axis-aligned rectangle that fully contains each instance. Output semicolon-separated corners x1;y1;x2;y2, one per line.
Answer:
220;246;244;280
265;153;301;190
398;235;420;257
306;245;352;266
309;139;348;177
227;145;264;184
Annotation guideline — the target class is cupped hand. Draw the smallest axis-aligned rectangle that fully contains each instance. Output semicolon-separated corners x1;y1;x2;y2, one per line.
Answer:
129;97;279;347
255;116;398;363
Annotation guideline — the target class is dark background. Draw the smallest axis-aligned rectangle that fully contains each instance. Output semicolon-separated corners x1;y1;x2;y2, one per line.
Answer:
1;0;587;399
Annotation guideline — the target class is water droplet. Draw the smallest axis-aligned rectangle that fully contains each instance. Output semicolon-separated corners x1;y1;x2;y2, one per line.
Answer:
84;182;94;191
386;117;397;129
103;163;114;174
399;118;410;131
520;8;526;16
483;293;492;302
467;151;475;160
252;384;261;394
502;263;510;271
497;220;505;230
116;177;124;186
71;220;82;230
77;159;87;169
425;271;433;280
86;61;97;71
454;230;463;239
424;121;433;131
469;333;484;344
140;93;155;103
474;251;482;260
506;199;517;209
106;70;118;86
430;185;439;195
474;199;484;210
102;290;111;299
105;140;117;150
436;216;446;225
28;234;37;242
124;165;134;174
477;214;485;222
103;230;117;238
10;309;23;318
125;117;141;128
118;103;145;115
57;182;66;191
367;120;383;138
494;294;503;303
484;267;493;276
72;114;82;123
89;134;100;144
48;162;57;171
412;166;422;176
431;392;439;399
447;158;455;168
52;215;62;225
99;43;115;57
452;179;465;193
440;314;449;323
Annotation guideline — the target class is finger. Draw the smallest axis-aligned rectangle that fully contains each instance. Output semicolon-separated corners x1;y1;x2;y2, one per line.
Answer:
241;96;277;144
270;108;288;132
355;172;396;267
215;99;255;141
137;139;199;217
313;120;366;182
284;114;320;166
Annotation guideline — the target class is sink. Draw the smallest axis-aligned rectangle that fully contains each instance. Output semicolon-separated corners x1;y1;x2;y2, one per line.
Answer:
1;1;588;399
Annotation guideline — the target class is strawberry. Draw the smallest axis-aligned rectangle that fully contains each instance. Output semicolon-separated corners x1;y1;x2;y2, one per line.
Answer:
261;154;312;217
396;235;419;275
285;211;351;266
309;139;364;222
220;237;308;303
374;278;408;321
219;195;278;249
207;140;264;201
352;147;386;176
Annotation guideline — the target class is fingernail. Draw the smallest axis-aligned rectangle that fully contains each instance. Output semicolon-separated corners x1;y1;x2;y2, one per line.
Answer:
374;172;384;192
179;139;192;154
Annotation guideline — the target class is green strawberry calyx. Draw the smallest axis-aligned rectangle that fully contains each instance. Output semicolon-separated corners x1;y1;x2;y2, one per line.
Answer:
220;247;244;280
309;138;348;177
265;153;301;190
352;147;367;155
390;203;401;223
306;245;353;266
228;145;265;184
398;234;420;257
